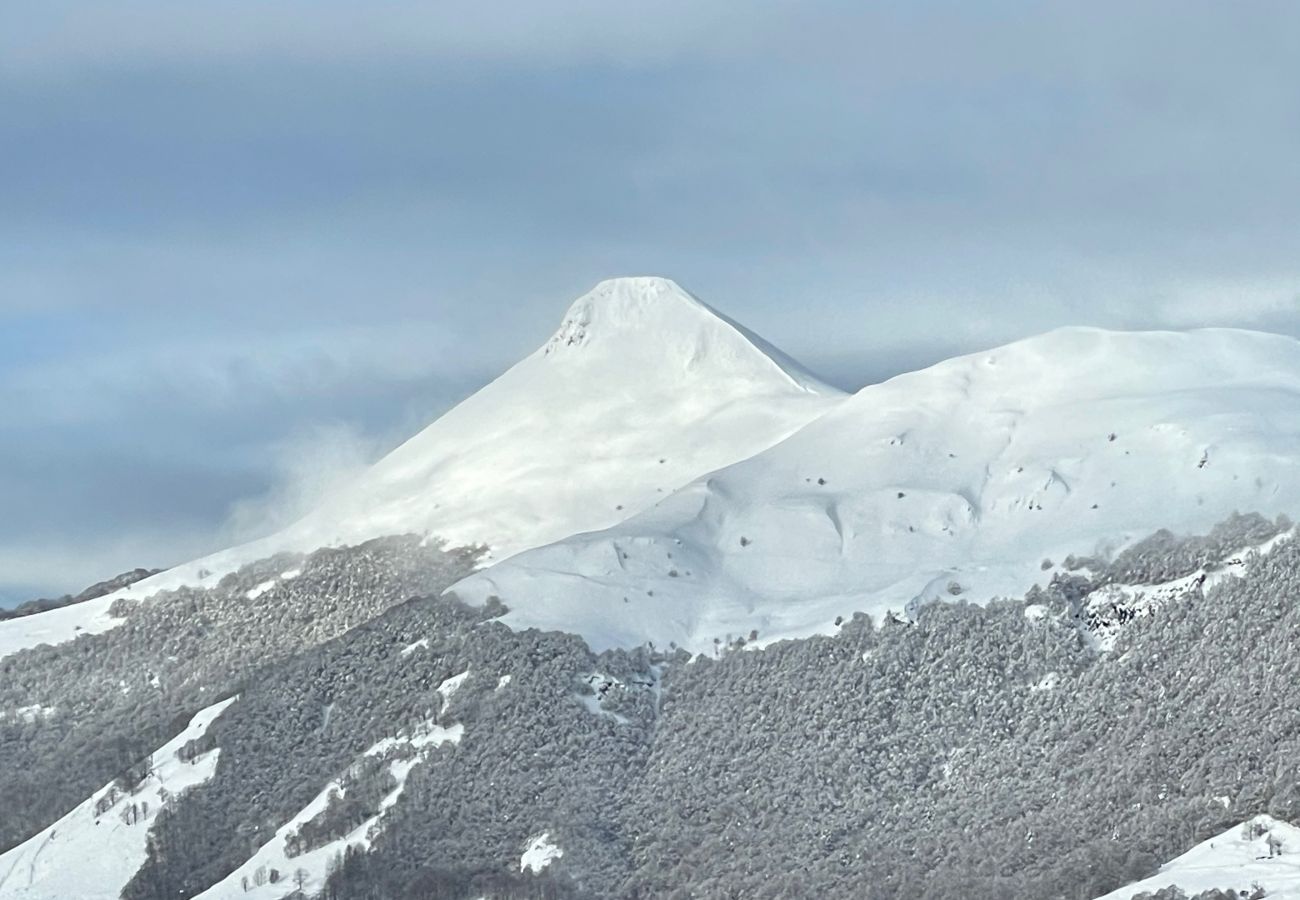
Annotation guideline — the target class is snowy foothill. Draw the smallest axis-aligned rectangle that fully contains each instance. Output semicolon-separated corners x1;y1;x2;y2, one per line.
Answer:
1096;815;1300;899
0;697;238;900
0;592;132;664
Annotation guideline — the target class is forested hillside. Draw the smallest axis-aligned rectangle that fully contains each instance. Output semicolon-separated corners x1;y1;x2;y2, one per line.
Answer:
6;513;1300;899
0;536;481;858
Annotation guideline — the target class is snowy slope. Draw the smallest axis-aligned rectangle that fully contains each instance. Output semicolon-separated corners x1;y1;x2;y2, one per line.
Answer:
0;697;237;900
456;327;1300;653
0;277;841;660
274;276;837;561
1096;815;1300;899
196;722;463;899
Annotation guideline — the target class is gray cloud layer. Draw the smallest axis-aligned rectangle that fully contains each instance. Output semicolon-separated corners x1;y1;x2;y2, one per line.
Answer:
2;0;1298;601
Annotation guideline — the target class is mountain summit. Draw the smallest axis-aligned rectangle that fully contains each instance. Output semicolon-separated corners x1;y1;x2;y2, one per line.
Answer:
541;277;831;394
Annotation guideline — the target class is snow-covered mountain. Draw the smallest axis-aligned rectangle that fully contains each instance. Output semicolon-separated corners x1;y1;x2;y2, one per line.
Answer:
9;281;1300;900
10;284;1300;664
1097;815;1300;899
275;276;838;562
0;277;842;660
456;327;1300;652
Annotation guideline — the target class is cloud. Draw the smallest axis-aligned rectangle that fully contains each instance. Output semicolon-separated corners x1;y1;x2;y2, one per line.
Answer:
3;0;1300;599
1153;280;1300;331
0;318;493;424
0;0;788;75
0;318;494;603
220;420;387;544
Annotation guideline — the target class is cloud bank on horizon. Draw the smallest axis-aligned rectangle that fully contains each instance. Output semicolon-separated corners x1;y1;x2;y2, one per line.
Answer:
2;0;1298;601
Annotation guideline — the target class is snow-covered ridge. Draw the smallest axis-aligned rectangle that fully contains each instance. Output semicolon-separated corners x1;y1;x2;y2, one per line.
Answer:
1096;815;1300;899
0;697;237;900
456;326;1300;653
0;277;843;661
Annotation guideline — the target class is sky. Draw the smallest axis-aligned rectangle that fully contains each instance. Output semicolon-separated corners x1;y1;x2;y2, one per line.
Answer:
2;0;1299;603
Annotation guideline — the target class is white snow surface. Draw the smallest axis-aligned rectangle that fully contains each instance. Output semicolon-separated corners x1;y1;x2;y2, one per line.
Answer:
457;327;1300;653
0;277;840;662
520;833;564;874
1096;815;1300;899
0;697;237;900
435;671;469;708
399;638;429;658
0;596;130;663
245;579;277;600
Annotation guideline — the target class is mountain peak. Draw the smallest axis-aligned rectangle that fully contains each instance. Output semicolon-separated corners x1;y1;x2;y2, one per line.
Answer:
589;274;691;300
579;275;696;306
544;276;710;353
544;276;833;394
